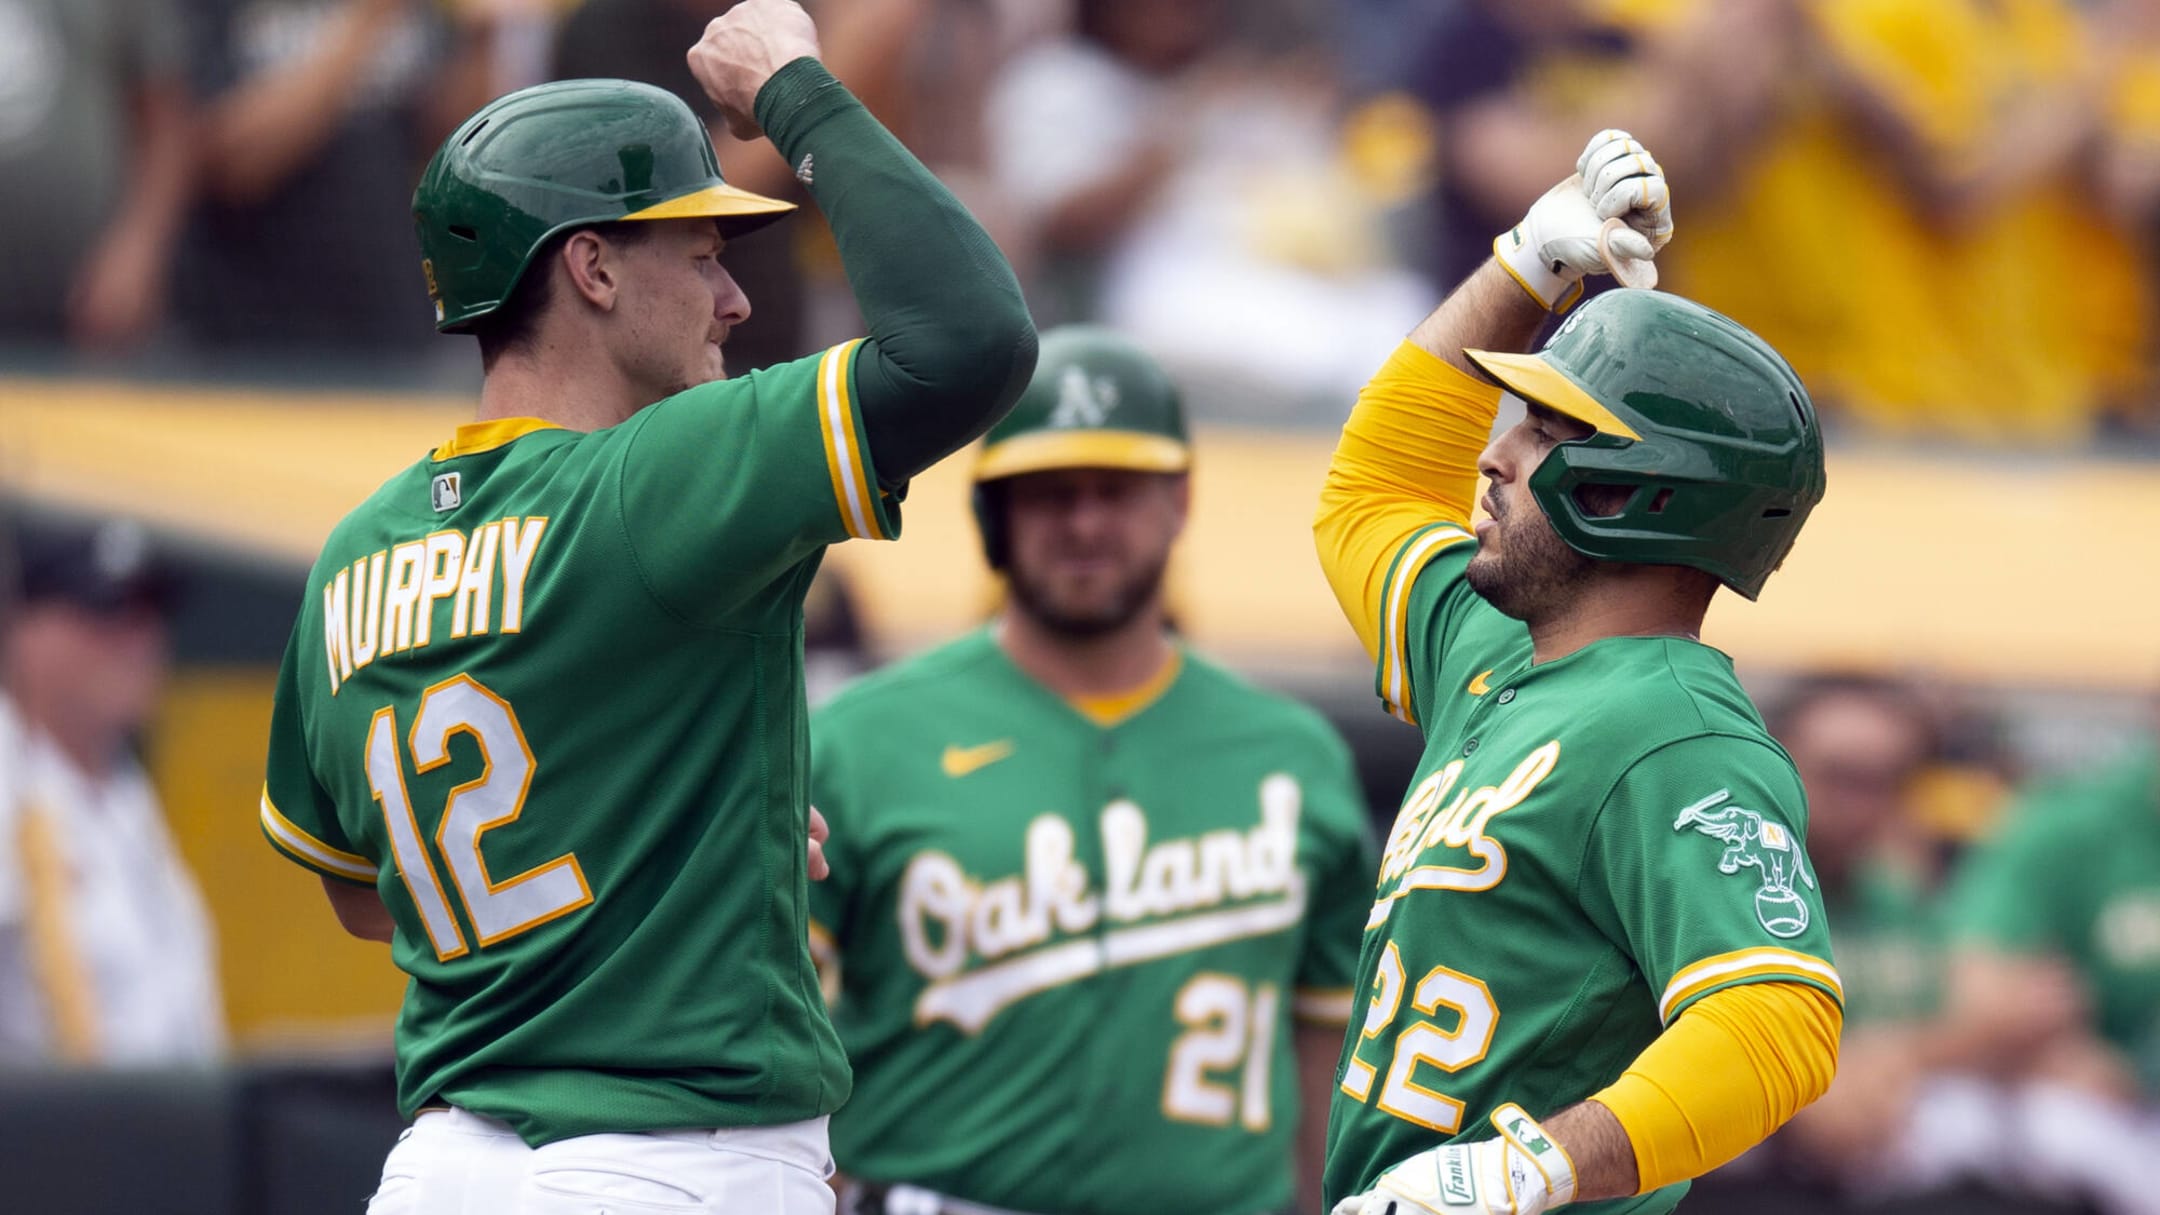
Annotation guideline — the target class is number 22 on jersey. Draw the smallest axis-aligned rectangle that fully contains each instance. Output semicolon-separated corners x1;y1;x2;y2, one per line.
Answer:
1339;943;1498;1133
364;674;592;959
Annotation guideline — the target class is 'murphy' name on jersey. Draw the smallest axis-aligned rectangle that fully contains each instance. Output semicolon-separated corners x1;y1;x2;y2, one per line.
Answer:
898;775;1306;1033
319;517;548;696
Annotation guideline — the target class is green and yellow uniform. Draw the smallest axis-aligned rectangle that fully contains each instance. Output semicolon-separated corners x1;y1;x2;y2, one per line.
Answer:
1315;300;1844;1211
809;633;1376;1215
261;346;888;1144
1952;744;2160;1089
259;64;1036;1149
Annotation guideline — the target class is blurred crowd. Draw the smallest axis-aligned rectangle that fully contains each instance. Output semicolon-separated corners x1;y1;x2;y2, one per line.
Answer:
1727;674;2160;1215
7;0;2160;441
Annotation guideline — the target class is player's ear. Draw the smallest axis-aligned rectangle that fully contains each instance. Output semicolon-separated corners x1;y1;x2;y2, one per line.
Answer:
560;228;621;314
1166;472;1192;537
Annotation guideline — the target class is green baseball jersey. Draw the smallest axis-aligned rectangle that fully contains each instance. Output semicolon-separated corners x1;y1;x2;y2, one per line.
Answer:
808;631;1377;1215
1951;744;2160;1090
260;341;894;1146
1324;527;1842;1214
1824;858;1944;1027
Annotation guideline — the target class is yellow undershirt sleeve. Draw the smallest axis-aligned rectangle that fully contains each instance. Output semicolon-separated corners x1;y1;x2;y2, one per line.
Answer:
1590;981;1843;1194
1314;341;1501;660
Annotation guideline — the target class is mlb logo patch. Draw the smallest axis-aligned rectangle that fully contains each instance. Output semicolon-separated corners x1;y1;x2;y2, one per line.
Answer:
431;472;462;512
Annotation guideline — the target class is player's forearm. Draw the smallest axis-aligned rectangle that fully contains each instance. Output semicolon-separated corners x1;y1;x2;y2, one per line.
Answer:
115;78;194;252
1582;981;1842;1197
755;58;1037;484
1294;1022;1343;1213
1411;257;1549;372
1539;1099;1639;1202
321;876;394;943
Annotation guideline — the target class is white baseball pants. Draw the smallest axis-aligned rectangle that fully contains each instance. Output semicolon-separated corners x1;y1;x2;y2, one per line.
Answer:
364;1107;836;1215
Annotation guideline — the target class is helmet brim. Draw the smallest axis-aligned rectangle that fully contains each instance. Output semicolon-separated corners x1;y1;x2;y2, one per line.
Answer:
1463;348;1643;442
621;181;797;235
974;429;1191;482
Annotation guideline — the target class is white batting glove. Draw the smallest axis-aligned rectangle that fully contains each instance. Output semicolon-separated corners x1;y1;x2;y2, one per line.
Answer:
1493;129;1673;312
1329;1105;1578;1215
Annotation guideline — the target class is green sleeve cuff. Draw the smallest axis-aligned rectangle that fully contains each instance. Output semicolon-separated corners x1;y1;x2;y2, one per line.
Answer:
755;57;852;158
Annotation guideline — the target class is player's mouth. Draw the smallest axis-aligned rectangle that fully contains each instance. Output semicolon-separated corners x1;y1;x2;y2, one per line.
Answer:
1053;555;1117;576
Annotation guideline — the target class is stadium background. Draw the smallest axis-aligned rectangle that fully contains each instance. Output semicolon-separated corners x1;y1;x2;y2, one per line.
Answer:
2;0;2158;1209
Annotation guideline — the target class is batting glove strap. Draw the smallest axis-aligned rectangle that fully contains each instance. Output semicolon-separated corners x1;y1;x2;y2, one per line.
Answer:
1332;1104;1579;1215
1494;221;1587;315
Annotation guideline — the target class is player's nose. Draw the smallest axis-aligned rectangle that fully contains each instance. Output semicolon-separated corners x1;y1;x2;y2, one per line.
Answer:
1477;436;1509;482
713;265;752;327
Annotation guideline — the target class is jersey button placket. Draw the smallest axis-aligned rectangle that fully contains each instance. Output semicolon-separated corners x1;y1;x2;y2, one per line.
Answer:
1496;688;1515;704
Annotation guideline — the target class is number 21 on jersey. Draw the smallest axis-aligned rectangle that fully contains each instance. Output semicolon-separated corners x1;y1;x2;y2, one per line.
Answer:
364;674;591;959
1339;942;1499;1133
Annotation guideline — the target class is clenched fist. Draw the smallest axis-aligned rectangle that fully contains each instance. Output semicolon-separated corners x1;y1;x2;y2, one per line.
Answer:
687;0;823;140
1494;130;1673;312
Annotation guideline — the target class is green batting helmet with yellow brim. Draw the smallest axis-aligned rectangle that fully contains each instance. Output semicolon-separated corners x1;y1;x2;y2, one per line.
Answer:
971;325;1190;567
413;79;794;333
1464;289;1825;600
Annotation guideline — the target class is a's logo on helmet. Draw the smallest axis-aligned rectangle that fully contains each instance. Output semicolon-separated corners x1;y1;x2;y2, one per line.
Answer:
1050;365;1118;429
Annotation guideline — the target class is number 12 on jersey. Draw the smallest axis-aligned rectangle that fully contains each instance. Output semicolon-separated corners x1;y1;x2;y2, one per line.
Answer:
364;674;591;960
1339;942;1498;1133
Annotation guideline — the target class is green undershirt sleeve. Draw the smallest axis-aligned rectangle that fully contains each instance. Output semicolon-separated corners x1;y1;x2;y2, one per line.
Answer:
755;59;1038;486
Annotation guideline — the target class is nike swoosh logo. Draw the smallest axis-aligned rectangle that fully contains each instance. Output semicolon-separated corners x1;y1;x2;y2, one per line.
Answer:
942;740;1016;778
1467;670;1495;696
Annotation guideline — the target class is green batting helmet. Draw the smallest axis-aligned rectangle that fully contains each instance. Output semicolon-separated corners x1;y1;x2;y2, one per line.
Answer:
971;326;1191;567
413;79;794;333
1464;290;1826;600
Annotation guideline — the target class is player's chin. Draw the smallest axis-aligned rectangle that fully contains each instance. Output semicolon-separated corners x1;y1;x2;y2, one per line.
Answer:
1038;584;1120;622
1463;551;1520;614
1022;579;1135;634
1465;540;1503;581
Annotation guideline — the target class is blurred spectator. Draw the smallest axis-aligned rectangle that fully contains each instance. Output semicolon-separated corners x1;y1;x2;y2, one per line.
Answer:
0;515;223;1066
1933;717;2160;1214
177;0;499;361
0;0;194;352
1757;675;1958;1194
2098;0;2160;439
1664;0;2153;443
985;0;1215;319
1780;674;1946;1026
1370;0;1792;295
1729;674;2118;1214
987;0;1429;411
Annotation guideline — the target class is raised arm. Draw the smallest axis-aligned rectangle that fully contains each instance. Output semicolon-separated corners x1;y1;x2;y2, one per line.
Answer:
1314;132;1668;666
690;0;1037;486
